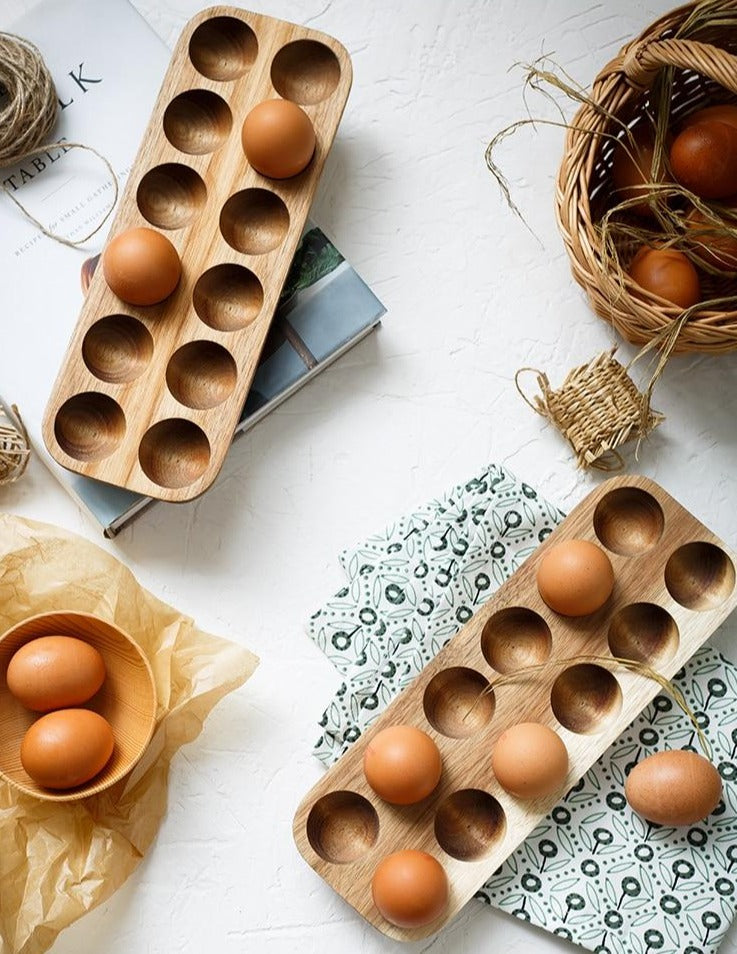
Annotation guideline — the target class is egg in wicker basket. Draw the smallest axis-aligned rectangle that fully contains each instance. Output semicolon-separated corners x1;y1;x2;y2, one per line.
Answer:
556;0;737;355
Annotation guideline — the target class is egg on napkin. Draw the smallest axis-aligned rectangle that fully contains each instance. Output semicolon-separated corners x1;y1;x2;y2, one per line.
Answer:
625;749;722;825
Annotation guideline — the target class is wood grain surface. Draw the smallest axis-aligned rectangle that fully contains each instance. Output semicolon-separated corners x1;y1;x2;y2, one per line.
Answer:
293;475;737;941
42;5;352;501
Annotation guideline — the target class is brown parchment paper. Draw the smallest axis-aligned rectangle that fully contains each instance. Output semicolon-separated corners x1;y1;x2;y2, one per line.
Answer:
0;512;259;954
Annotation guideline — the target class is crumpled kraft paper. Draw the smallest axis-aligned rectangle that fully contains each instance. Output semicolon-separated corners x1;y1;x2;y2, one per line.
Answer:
0;512;258;954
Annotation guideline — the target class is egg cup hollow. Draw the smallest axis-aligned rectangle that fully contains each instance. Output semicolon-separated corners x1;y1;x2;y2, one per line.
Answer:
0;611;157;802
306;790;380;863
53;392;126;463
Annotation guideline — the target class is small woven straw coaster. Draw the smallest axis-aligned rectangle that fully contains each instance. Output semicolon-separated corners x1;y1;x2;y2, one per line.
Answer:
516;349;664;471
0;404;30;485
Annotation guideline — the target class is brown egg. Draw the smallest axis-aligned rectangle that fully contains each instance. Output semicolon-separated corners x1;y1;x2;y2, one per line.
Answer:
103;227;181;305
670;120;737;199
685;201;737;270
628;245;701;309
611;129;669;217
364;725;441;805
492;722;569;799
7;635;105;712
680;103;737;133
537;539;614;617
625;750;722;826
372;850;449;928
20;708;114;789
242;98;316;179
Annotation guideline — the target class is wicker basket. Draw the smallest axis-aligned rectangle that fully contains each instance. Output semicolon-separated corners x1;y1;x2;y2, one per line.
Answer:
556;0;737;355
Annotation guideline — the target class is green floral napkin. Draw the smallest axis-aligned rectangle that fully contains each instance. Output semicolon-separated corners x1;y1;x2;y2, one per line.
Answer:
307;464;737;954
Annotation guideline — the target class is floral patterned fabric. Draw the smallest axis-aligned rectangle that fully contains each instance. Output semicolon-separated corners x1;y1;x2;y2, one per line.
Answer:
307;464;737;953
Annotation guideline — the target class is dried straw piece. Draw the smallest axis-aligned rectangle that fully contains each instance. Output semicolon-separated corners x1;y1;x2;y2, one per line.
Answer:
0;404;30;485
466;652;712;759
516;349;663;471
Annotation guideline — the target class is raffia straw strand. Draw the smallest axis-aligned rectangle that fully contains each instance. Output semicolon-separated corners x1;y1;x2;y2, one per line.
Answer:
0;31;118;247
0;404;30;485
465;653;712;760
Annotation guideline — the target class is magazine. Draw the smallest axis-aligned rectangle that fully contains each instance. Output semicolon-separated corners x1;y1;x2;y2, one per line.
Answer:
1;0;384;535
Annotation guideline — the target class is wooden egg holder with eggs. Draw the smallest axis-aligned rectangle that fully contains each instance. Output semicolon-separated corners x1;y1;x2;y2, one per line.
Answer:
293;475;737;940
42;7;352;501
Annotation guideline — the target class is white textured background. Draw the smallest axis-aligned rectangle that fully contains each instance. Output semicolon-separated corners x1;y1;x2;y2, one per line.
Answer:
2;1;737;951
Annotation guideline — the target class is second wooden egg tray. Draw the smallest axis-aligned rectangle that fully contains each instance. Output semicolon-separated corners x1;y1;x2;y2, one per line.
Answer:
293;475;737;940
42;6;352;501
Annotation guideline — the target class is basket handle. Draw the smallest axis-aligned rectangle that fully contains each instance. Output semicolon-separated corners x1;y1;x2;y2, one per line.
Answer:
622;37;737;93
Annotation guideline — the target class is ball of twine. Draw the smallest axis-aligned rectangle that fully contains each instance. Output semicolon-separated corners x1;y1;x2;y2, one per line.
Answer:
0;31;117;246
0;404;30;486
0;32;57;165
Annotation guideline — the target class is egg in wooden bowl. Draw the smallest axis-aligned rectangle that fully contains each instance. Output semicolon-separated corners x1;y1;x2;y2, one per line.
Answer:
0;611;156;801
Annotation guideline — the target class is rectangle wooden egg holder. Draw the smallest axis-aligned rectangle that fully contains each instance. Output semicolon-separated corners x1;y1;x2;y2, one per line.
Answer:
42;6;352;501
293;475;737;940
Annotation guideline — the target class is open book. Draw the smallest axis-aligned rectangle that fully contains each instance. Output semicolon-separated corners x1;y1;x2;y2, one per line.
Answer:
1;0;383;535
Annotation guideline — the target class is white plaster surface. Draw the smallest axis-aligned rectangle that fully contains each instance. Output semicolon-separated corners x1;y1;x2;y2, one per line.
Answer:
2;0;737;951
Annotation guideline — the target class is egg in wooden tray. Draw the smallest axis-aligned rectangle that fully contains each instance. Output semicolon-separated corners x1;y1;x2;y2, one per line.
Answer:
42;6;352;501
293;475;737;940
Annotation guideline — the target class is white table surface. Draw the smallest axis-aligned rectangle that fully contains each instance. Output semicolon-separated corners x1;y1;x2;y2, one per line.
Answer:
2;0;737;951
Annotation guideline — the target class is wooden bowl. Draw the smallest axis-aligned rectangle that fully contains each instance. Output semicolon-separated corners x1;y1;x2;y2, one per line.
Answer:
0;611;157;801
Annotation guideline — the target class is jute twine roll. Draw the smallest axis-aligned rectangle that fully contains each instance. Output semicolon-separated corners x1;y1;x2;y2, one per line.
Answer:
0;405;30;485
0;31;118;247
